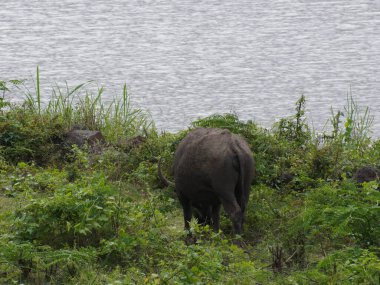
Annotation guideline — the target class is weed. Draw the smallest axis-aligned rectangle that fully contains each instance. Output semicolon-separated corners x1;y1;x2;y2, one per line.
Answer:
0;78;379;284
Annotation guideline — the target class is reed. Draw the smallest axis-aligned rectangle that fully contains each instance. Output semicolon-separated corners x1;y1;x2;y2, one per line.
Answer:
326;92;374;149
36;66;41;114
21;69;152;142
24;66;42;114
343;93;374;145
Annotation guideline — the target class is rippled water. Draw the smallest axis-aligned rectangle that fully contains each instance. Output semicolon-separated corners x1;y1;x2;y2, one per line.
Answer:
1;0;380;133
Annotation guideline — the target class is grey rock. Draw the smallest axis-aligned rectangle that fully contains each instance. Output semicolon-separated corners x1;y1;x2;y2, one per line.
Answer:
352;166;380;184
117;135;146;150
65;129;104;148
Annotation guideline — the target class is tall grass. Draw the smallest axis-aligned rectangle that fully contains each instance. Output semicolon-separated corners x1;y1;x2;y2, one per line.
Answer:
343;93;373;145
23;68;152;142
46;81;88;125
326;92;374;149
36;66;41;114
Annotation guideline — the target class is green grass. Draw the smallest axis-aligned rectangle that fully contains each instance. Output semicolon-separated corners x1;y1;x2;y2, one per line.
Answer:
0;74;379;284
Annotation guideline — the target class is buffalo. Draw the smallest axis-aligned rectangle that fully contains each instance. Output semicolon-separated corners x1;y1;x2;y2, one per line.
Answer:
160;128;255;235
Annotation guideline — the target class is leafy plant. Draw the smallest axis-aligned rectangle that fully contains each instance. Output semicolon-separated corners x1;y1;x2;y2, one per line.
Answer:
1;76;380;284
13;173;120;248
273;95;310;146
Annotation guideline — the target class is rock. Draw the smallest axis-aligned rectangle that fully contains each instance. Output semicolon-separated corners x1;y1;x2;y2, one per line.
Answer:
65;129;105;148
352;166;380;184
278;172;294;184
117;135;146;150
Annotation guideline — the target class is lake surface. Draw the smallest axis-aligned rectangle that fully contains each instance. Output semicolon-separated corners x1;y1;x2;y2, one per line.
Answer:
1;0;380;134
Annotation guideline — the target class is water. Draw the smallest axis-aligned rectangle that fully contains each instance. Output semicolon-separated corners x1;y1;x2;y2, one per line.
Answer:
1;0;380;133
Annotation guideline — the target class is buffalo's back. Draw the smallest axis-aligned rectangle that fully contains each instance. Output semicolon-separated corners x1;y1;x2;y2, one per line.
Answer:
174;128;254;203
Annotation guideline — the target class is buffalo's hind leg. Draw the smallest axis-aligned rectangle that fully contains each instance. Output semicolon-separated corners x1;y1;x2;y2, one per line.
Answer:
220;196;246;247
220;195;243;235
178;193;196;245
211;203;221;232
177;193;192;231
213;172;243;235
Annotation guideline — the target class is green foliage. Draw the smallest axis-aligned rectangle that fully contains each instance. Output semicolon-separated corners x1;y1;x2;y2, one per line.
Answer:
301;183;380;248
0;163;67;197
13;173;120;248
0;80;379;284
99;220;267;285
42;80;151;143
1;71;151;166
326;94;374;150
292;248;380;284
191;113;260;141
0;237;97;284
0;103;68;165
273;95;310;146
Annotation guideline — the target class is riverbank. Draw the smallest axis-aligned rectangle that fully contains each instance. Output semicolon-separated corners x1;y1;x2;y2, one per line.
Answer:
0;80;379;284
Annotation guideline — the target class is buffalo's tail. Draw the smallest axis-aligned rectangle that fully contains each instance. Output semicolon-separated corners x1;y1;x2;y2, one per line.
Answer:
233;141;255;213
158;157;175;187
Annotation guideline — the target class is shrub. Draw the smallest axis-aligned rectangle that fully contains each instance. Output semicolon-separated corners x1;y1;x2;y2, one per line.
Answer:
1;78;380;284
290;248;380;284
13;173;120;248
0;109;66;164
0;237;97;284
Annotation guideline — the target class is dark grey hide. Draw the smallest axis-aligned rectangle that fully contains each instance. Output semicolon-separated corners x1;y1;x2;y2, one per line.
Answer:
174;128;255;234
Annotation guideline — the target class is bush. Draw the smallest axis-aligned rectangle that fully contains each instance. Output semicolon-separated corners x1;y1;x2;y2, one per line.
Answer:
13;173;120;248
0;237;97;284
0;109;66;164
0;163;67;197
291;248;380;284
1;81;380;284
299;184;380;249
